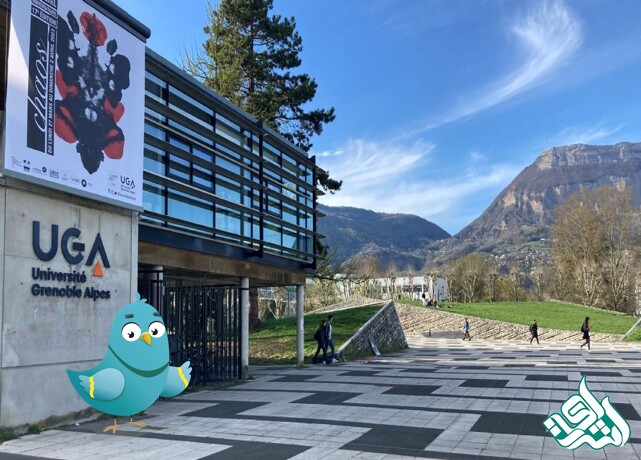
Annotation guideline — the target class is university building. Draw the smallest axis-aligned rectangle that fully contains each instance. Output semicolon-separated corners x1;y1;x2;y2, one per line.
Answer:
0;0;320;427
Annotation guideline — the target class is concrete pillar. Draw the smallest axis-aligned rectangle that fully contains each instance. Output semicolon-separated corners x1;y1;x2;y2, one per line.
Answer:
296;285;305;367
241;277;250;379
130;211;139;300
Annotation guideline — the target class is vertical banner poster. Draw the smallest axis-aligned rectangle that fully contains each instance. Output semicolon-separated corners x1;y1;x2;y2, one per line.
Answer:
5;0;145;209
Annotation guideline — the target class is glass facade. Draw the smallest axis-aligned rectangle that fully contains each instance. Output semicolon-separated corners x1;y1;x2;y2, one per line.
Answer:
141;51;318;265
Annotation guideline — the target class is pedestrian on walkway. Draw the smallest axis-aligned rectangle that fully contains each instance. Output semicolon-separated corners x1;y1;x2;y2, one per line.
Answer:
312;320;328;364
463;318;471;341
580;317;591;351
529;319;539;345
326;314;335;362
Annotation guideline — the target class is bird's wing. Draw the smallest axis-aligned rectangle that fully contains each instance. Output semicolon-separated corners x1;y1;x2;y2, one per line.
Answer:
78;368;125;401
160;361;191;398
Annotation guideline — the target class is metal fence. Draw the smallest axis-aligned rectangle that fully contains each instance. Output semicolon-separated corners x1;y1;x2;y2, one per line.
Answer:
138;270;241;385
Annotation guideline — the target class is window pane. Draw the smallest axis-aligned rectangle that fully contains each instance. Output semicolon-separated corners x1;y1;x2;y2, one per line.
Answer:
267;196;281;217
216;114;244;146
217;157;241;175
216;177;241;203
194;146;212;162
145;72;165;102
264;222;282;247
193;165;213;189
168;189;213;228
145;122;165;141
263;142;280;166
145;106;165;123
143;180;165;214
283;227;297;250
283;204;297;225
216;206;241;236
144;144;165;175
168;118;212;146
168;86;212;128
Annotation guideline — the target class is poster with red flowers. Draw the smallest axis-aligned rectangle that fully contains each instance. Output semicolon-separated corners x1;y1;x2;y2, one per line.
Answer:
4;0;145;210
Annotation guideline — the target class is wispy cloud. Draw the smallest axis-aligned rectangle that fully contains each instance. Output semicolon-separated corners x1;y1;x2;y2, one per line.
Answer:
554;123;625;146
318;139;432;190
368;0;495;38
315;149;344;158
317;140;520;234
404;0;582;136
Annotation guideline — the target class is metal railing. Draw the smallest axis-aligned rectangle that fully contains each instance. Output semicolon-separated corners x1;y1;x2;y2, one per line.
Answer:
138;270;241;385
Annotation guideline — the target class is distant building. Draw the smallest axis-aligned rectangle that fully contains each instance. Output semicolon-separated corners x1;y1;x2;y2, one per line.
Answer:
374;276;449;301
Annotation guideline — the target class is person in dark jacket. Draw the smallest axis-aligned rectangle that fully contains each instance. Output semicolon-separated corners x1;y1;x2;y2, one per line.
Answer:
312;320;328;364
326;315;335;363
529;319;539;345
580;317;591;351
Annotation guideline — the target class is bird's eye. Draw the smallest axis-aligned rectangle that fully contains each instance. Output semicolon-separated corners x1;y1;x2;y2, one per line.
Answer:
121;323;141;342
148;321;166;338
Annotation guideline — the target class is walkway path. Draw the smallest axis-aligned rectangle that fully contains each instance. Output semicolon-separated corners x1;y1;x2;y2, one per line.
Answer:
1;338;640;459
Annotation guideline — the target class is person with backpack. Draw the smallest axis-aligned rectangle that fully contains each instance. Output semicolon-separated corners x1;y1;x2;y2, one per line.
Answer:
580;317;591;350
529;319;539;345
326;315;335;363
312;320;328;364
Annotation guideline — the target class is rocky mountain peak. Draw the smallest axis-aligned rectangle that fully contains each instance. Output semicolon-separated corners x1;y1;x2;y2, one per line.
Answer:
435;142;641;266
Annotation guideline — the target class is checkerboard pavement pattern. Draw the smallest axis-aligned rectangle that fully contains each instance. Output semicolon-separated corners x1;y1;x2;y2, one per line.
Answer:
1;337;641;459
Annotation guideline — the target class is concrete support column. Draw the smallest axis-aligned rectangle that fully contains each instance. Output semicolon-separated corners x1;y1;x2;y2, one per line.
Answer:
296;284;305;367
241;277;250;379
130;211;139;300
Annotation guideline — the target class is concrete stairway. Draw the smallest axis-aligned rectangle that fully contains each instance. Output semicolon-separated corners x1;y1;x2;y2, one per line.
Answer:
395;303;622;343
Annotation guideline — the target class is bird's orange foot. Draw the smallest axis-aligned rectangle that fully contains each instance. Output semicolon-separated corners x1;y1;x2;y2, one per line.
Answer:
103;419;118;434
128;417;147;428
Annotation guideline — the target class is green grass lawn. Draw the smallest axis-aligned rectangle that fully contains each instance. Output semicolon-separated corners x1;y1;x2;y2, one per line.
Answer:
401;300;641;340
249;305;383;364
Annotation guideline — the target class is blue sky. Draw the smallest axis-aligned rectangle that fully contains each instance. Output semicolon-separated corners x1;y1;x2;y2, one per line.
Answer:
115;0;641;235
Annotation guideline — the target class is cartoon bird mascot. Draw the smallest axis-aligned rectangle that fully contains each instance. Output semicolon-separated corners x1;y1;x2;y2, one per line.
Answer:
67;295;191;433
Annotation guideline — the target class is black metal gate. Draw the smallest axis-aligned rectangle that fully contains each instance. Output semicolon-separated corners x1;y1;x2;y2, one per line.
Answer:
138;270;241;385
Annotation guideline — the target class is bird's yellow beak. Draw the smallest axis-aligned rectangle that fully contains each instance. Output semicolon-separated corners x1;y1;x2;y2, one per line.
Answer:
141;332;152;346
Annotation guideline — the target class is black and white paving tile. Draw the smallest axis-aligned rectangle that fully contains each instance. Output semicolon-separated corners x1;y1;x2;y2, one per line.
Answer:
1;337;641;459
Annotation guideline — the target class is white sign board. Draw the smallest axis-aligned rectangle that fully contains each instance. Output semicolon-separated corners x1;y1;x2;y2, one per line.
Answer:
5;0;145;210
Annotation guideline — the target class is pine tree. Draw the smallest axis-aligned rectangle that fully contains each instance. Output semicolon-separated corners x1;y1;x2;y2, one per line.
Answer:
184;0;341;192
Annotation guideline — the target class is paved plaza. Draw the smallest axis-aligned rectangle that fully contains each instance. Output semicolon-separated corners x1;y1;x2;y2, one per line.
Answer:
1;337;641;459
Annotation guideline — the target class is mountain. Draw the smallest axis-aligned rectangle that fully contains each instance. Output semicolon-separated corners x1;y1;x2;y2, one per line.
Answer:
317;204;450;270
435;142;641;267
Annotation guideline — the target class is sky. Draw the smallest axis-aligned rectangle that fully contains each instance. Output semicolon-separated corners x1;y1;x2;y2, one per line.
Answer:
114;0;641;235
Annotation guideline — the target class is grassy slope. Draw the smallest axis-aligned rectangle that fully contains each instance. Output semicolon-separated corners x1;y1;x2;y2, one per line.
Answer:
249;305;384;364
402;300;640;340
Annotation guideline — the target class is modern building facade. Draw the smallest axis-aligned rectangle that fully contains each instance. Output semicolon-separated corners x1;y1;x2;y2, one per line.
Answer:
0;0;321;427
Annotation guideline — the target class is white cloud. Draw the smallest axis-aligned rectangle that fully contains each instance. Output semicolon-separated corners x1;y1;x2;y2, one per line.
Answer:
404;0;582;136
317;139;432;191
469;151;486;162
318;139;520;234
554;123;625;146
315;149;344;158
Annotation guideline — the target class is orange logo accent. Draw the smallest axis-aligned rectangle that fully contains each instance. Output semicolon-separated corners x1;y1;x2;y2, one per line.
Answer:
92;261;104;277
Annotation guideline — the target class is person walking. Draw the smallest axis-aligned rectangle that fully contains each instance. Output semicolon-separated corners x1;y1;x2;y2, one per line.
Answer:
463;318;471;341
580;317;591;351
312;320;328;364
529;319;539;345
326;314;335;363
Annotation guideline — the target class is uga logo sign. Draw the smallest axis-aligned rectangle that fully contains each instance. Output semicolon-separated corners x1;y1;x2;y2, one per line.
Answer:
32;221;110;268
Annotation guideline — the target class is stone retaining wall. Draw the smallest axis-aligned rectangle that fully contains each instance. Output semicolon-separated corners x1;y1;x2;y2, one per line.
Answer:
338;301;408;360
395;304;622;343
